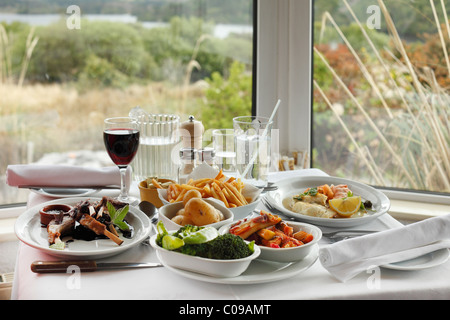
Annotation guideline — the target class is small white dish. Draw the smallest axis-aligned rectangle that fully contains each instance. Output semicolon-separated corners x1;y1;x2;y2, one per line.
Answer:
381;248;450;271
158;188;260;221
149;233;260;278
265;175;390;227
158;198;234;231
219;220;322;262
15;197;152;259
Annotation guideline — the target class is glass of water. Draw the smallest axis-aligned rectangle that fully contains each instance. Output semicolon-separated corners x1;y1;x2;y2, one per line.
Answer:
212;129;236;173
130;109;180;182
233;116;273;187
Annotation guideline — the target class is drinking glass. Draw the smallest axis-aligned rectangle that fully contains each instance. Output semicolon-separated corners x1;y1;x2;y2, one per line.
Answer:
233;116;273;187
212;129;236;172
104;117;140;202
130;109;180;182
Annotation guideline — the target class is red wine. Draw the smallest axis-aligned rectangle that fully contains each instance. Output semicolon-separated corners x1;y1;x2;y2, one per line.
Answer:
103;128;140;167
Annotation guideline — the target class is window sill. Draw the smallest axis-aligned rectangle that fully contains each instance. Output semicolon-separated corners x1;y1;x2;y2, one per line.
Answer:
0;218;18;243
388;199;450;223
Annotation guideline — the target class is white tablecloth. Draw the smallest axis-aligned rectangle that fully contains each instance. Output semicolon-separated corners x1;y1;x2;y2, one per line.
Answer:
11;169;450;300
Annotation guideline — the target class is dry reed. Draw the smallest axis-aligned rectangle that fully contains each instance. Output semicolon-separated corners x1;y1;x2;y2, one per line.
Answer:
314;0;450;192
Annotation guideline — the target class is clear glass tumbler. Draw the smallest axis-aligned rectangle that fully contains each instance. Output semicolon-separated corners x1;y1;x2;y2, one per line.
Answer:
233;116;273;187
212;129;236;173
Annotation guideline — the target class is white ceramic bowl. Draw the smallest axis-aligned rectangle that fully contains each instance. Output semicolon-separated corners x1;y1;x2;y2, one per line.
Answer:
149;233;261;278
219;221;322;262
158;188;260;221
158;198;234;231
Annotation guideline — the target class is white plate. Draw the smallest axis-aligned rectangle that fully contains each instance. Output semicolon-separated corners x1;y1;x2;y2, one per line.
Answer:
266;176;390;227
30;187;100;198
381;248;450;271
15;197;152;259
157;244;319;284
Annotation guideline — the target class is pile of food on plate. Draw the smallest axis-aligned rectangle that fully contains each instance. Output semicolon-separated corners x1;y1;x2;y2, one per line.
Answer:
283;183;373;219
229;211;314;248
170;189;226;226
164;169;252;208
41;196;132;250
155;221;254;260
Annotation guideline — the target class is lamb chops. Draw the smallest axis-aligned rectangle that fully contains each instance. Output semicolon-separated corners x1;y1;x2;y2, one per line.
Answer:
70;198;124;246
47;213;75;245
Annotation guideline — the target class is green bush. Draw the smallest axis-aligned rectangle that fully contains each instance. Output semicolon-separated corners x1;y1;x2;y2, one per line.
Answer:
26;19;153;83
77;54;129;89
200;60;252;130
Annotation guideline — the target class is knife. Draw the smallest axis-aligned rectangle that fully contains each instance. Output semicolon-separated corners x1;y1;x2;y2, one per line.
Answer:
31;260;162;273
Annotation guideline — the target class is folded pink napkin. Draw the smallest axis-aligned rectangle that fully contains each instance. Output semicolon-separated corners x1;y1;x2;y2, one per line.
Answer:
6;164;125;188
319;214;450;282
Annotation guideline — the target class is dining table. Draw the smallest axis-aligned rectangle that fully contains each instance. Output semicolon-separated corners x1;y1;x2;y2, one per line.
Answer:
10;168;450;302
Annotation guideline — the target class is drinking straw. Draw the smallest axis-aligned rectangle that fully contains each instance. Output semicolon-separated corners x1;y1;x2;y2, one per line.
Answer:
241;99;281;179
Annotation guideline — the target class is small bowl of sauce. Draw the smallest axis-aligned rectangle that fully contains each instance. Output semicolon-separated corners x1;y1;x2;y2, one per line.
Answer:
40;204;73;226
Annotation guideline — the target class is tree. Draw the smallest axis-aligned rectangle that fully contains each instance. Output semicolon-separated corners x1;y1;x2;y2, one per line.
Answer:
200;60;252;130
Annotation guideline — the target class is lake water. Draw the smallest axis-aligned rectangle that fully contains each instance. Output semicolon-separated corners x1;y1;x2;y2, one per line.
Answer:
0;13;252;39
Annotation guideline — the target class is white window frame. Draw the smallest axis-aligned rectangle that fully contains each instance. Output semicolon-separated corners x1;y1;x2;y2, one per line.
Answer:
255;0;450;220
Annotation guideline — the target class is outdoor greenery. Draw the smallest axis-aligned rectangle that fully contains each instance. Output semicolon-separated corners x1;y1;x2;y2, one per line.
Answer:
0;1;253;203
313;0;450;193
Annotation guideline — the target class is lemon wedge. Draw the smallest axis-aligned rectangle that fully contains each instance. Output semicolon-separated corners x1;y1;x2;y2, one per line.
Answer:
329;196;362;217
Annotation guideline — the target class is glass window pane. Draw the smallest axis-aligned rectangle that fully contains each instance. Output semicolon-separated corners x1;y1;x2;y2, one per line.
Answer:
0;0;253;206
313;0;450;195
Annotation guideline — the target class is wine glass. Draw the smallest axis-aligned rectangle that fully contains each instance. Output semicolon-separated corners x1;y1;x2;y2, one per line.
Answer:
103;117;140;203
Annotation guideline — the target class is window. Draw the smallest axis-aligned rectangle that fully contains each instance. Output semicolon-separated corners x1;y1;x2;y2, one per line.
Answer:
0;0;254;207
312;0;450;198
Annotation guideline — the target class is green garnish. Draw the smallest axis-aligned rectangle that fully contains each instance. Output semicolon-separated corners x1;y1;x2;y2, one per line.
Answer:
107;202;130;232
49;242;65;250
294;187;318;200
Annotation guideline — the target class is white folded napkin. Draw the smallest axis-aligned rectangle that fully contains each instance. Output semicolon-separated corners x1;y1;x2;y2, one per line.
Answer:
6;164;128;188
319;214;450;282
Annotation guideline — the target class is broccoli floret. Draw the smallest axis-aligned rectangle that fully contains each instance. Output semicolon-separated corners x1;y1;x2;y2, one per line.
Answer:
175;234;254;260
173;224;203;239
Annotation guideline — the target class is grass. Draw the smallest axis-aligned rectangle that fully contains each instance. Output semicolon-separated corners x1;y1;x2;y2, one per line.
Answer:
0;81;205;204
313;0;450;193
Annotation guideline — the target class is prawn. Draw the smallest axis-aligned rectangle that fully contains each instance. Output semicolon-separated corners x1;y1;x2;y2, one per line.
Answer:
330;184;351;199
317;184;334;199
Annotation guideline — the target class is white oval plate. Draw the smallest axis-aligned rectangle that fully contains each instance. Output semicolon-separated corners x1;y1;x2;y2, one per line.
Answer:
156;245;319;284
15;197;152;259
266;176;390;227
381;248;450;271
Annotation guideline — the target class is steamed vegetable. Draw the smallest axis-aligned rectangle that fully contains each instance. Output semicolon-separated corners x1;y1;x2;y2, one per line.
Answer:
156;221;254;260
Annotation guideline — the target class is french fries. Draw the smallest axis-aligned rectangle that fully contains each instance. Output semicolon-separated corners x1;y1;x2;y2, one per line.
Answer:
166;170;250;208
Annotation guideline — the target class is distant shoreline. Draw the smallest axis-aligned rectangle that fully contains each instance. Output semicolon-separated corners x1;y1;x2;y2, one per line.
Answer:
0;13;252;39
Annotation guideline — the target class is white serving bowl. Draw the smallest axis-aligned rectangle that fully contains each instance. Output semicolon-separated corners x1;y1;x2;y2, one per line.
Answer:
158;188;260;221
158;198;234;231
149;233;261;278
219;220;322;262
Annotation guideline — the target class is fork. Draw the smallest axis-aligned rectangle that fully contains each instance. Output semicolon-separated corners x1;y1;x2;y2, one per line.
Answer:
322;230;378;242
261;197;294;220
